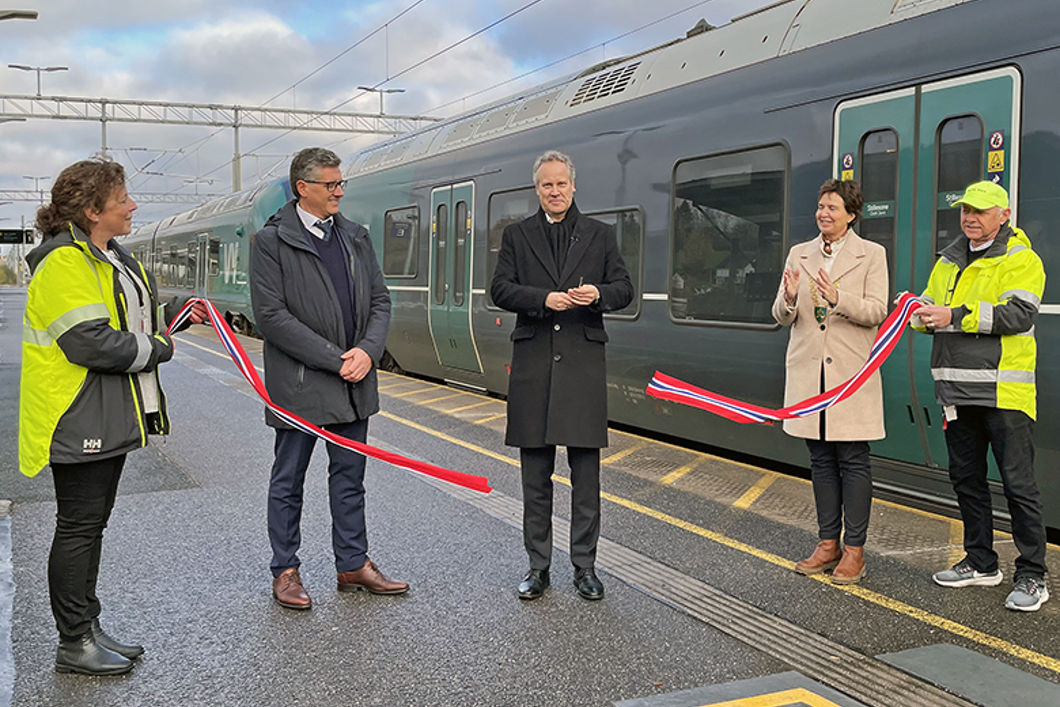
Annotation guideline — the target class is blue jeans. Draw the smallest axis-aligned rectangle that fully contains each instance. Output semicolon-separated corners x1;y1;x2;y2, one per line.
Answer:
945;406;1047;580
805;440;872;546
268;419;369;577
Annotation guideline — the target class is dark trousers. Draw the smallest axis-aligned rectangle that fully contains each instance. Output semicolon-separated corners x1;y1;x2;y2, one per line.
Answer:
268;419;369;577
520;446;601;571
49;455;126;641
805;440;872;547
945;406;1047;580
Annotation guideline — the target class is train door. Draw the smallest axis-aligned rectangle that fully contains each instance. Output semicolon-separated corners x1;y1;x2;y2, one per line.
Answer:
194;232;213;296
428;182;483;373
835;67;1021;469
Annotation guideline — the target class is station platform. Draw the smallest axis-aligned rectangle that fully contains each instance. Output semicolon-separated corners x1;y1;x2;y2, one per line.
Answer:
0;287;1057;706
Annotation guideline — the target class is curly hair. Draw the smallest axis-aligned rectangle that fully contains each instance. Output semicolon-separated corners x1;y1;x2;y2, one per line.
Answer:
35;159;126;238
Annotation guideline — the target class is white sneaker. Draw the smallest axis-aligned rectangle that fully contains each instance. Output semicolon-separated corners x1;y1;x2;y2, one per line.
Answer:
1005;576;1049;612
932;558;1003;587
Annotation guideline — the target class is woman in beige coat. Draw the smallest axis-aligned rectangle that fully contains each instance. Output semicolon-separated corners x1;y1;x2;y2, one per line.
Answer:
772;179;888;584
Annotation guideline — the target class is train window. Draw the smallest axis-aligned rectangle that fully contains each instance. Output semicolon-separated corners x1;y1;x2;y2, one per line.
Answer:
155;248;164;284
858;129;898;273
383;205;419;278
934;115;983;252
170;246;181;286
453;200;468;307
671;145;787;324
486;187;537;309
586;208;643;318
186;244;196;288
433;203;448;305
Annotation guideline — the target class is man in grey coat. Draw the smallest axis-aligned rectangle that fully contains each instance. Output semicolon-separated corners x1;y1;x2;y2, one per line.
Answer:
490;150;633;601
250;147;406;610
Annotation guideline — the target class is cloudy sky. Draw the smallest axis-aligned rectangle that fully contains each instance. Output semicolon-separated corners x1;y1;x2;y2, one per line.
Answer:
1;0;763;230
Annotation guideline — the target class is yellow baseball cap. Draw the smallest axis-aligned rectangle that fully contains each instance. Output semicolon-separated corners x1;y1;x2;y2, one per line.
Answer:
953;180;1009;210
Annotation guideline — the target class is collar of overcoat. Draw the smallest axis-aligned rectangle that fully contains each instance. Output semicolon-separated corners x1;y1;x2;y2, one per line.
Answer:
524;201;597;286
797;229;870;285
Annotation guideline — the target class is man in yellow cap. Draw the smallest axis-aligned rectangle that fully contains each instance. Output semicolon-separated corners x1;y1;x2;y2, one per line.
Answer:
913;180;1049;611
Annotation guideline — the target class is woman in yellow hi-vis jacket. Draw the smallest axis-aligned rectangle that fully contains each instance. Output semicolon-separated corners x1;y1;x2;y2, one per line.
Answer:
20;159;204;675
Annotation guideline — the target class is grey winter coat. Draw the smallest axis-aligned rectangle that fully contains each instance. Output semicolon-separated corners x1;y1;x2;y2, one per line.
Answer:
250;200;391;428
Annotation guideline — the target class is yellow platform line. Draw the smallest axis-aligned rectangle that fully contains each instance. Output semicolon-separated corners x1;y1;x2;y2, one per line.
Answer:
733;473;778;510
375;406;1058;675
661;458;703;485
389;386;442;399
948;520;965;566
550;475;1060;675
378;381;423;391
447;399;497;414
416;392;467;405
601;441;648;465
474;412;507;425
700;688;839;707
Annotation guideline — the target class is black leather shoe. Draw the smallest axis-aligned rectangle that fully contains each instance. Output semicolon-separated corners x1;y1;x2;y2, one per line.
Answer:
91;618;144;660
517;569;549;600
574;567;604;600
55;633;134;676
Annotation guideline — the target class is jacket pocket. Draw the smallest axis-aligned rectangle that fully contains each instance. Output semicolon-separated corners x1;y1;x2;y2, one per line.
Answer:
510;325;535;342
583;325;609;343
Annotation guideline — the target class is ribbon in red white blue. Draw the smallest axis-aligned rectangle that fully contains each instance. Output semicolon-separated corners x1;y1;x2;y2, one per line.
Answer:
646;292;923;424
166;298;492;494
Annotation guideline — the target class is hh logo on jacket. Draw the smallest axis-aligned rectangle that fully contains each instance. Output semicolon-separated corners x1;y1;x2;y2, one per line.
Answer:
82;438;102;454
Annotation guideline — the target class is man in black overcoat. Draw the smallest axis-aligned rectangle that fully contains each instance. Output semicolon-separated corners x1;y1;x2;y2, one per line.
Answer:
490;150;633;601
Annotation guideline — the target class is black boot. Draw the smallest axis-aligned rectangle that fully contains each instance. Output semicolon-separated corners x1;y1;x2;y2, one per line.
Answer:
92;618;144;660
55;632;134;676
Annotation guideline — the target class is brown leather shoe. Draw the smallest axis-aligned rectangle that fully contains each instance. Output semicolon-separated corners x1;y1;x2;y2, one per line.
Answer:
794;539;841;575
272;568;312;610
337;559;409;595
831;546;866;584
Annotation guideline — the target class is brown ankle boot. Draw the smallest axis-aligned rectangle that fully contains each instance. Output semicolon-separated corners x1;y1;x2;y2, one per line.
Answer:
831;546;866;584
794;539;841;575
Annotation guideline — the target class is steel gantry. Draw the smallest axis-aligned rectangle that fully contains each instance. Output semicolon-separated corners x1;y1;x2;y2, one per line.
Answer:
0;94;441;191
0;188;224;204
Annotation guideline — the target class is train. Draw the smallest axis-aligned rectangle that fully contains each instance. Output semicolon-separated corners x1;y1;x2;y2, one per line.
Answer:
121;0;1060;536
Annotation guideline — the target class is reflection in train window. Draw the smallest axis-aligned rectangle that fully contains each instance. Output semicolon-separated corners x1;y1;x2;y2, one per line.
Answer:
486;187;536;309
433;202;448;306
208;237;221;278
671;145;786;324
586;208;643;318
383;205;419;278
186;243;196;288
453;200;468;307
859;128;898;277
935;115;983;252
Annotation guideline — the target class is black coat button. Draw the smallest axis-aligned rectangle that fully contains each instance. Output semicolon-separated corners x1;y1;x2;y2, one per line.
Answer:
825;357;833;364
819;324;826;331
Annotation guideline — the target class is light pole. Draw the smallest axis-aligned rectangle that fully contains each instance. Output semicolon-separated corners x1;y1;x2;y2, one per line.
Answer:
24;175;50;204
357;86;405;115
8;63;68;97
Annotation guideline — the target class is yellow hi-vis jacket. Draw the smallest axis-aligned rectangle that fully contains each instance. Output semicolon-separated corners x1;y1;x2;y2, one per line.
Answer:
912;223;1044;419
19;224;175;476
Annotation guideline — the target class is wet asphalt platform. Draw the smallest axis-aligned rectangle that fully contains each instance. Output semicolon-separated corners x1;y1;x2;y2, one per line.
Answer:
1;286;1058;707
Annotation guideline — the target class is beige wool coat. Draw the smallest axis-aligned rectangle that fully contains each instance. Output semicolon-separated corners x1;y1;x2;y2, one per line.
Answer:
771;230;889;441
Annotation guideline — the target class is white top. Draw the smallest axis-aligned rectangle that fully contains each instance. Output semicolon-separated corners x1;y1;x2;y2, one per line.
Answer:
104;248;160;414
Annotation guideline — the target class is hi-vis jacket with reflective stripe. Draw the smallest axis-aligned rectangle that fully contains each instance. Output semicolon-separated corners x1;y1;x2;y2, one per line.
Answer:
19;224;175;477
913;223;1044;419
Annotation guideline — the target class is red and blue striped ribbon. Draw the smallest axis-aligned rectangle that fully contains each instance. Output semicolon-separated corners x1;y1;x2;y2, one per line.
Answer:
646;292;923;424
166;298;492;494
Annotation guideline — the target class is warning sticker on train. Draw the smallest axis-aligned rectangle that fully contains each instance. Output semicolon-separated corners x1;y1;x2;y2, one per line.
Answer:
990;131;1004;150
841;152;854;170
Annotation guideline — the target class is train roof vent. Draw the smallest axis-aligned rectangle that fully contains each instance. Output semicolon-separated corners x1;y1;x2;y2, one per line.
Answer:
381;140;410;165
442;116;485;148
509;87;563;128
363;148;388;171
475;106;515;137
404;127;441;161
569;61;640;107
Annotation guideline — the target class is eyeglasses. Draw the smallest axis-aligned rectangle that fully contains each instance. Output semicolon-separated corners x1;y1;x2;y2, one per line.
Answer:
301;179;348;192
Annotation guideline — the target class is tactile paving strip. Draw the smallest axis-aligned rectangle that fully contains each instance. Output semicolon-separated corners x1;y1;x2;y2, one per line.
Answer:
430;479;977;707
